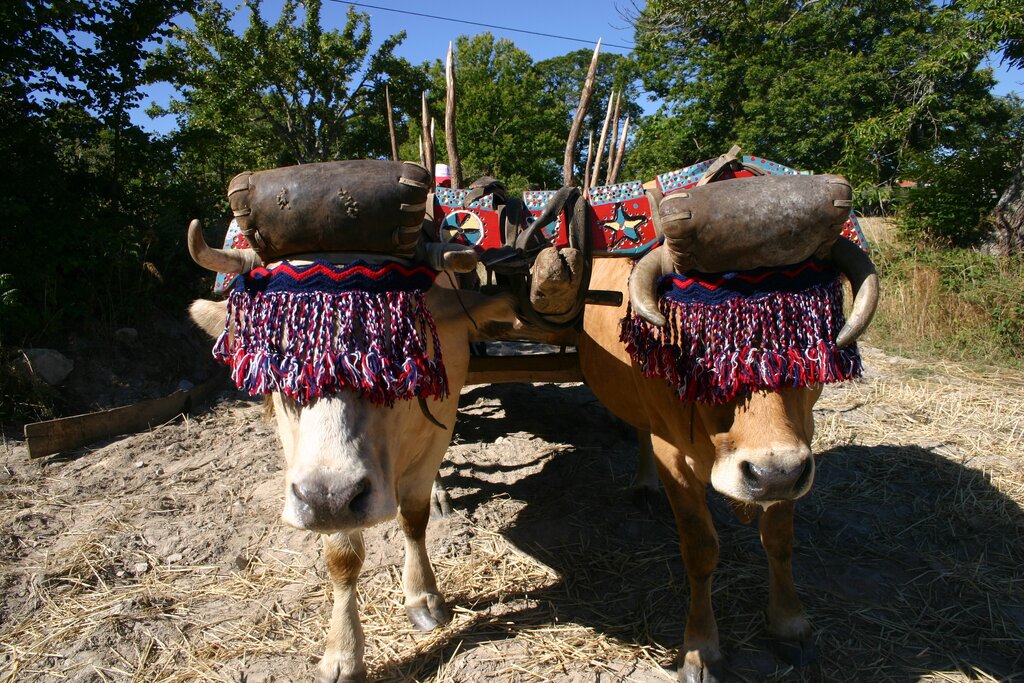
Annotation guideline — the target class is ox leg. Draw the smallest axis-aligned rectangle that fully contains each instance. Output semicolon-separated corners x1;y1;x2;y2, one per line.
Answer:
430;473;454;518
759;501;815;666
317;531;366;683
399;469;452;631
632;429;661;506
652;439;725;683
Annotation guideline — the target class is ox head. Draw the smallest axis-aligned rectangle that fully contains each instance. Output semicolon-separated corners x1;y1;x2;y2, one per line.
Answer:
624;176;879;506
188;220;513;533
694;386;821;504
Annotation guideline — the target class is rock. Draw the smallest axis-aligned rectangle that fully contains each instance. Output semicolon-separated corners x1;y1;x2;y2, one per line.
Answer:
133;562;150;575
165;553;183;564
176;379;195;392
114;327;139;345
20;348;74;385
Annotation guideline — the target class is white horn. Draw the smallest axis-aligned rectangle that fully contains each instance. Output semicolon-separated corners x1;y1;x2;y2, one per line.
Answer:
628;247;673;326
187;219;262;274
424;243;478;273
830;237;880;348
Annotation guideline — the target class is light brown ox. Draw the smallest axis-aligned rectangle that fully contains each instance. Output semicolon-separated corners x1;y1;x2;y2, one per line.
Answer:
578;249;877;683
187;223;515;683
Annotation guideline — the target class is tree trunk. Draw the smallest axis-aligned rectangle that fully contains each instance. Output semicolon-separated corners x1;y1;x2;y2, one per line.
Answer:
984;152;1024;255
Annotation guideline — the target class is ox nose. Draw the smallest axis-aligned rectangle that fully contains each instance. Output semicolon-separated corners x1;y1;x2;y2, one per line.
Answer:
740;459;812;500
292;476;372;530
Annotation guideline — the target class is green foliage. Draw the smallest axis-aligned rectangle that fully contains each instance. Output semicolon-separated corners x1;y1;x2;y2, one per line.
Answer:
535;49;641;183
867;242;1024;368
0;0;202;348
410;38;642;192
629;0;1022;201
149;0;426;168
897;95;1024;245
415;34;566;193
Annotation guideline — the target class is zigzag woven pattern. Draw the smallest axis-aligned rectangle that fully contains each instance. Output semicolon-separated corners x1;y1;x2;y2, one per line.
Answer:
213;260;447;406
621;255;862;404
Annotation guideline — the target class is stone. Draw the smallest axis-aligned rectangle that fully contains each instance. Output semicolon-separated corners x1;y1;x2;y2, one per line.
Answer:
114;327;139;345
21;348;74;385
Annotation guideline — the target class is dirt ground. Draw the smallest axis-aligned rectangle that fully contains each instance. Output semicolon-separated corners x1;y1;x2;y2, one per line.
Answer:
1;344;1022;683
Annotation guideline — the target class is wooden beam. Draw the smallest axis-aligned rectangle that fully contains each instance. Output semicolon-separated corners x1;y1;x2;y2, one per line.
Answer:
604;91;621;186
563;39;602;186
466;353;583;385
421;92;435;178
609;114;630;185
444;41;463;189
590;92;615;190
24;371;226;459
385;84;399;162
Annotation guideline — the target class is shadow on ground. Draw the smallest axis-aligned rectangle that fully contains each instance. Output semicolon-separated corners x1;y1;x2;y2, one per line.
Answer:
378;381;1024;682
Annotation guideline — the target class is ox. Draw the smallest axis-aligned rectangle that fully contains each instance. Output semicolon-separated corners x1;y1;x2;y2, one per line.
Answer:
187;221;515;683
578;239;877;682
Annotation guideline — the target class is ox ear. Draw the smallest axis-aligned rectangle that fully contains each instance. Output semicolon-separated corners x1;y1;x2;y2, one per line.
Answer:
430;285;518;334
189;299;228;339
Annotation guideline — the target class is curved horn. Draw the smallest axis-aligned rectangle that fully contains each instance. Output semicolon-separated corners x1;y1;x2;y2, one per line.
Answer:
628;246;673;326
424;243;478;273
187;219;262;274
830;237;879;348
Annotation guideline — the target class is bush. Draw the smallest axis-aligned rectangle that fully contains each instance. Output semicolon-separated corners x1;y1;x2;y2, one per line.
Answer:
865;242;1024;368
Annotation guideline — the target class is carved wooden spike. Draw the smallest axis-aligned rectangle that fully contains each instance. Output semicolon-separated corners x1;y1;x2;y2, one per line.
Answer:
563;39;602;186
421;92;435;181
385;85;398;162
590;91;615;190
609;114;630;185
583;130;594;195
445;41;463;190
603;91;621;186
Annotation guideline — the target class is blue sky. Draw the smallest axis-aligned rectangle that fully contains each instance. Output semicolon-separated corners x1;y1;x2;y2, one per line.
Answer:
133;0;1022;134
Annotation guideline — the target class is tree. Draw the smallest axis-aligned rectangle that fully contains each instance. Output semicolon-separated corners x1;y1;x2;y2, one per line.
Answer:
535;49;642;184
966;0;1024;253
0;0;189;345
629;0;1013;195
417;34;568;193
149;0;426;169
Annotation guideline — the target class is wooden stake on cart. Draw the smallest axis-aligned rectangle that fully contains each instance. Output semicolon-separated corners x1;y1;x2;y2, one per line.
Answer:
562;39;601;186
385;84;399;162
444;41;463;189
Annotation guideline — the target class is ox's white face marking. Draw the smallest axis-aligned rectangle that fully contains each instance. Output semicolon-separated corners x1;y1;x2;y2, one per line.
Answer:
273;392;402;533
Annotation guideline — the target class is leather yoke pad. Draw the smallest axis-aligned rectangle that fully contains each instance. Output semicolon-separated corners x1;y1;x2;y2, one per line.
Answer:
227;159;432;261
659;174;852;273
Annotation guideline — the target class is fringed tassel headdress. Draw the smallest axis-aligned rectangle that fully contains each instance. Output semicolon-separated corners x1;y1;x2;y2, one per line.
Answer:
213;260;448;406
621;256;861;404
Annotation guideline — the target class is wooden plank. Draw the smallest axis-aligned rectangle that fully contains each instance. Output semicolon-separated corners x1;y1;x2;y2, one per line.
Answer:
24;371;226;459
478;324;579;346
466;352;583;385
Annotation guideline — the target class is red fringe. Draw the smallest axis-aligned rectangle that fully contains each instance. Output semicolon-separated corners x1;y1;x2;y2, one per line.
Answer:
620;278;861;404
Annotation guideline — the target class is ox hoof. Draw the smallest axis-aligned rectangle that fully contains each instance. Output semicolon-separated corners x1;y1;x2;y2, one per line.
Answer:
314;661;366;683
405;593;452;631
630;485;662;511
678;652;726;683
768;634;816;668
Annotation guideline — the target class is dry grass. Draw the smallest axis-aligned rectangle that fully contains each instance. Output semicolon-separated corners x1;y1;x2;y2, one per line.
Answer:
1;348;1022;682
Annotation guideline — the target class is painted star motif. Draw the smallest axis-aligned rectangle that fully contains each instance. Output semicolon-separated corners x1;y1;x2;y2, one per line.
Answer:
603;202;647;247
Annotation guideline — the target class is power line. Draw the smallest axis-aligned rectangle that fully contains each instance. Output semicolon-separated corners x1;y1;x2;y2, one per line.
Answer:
327;0;635;51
